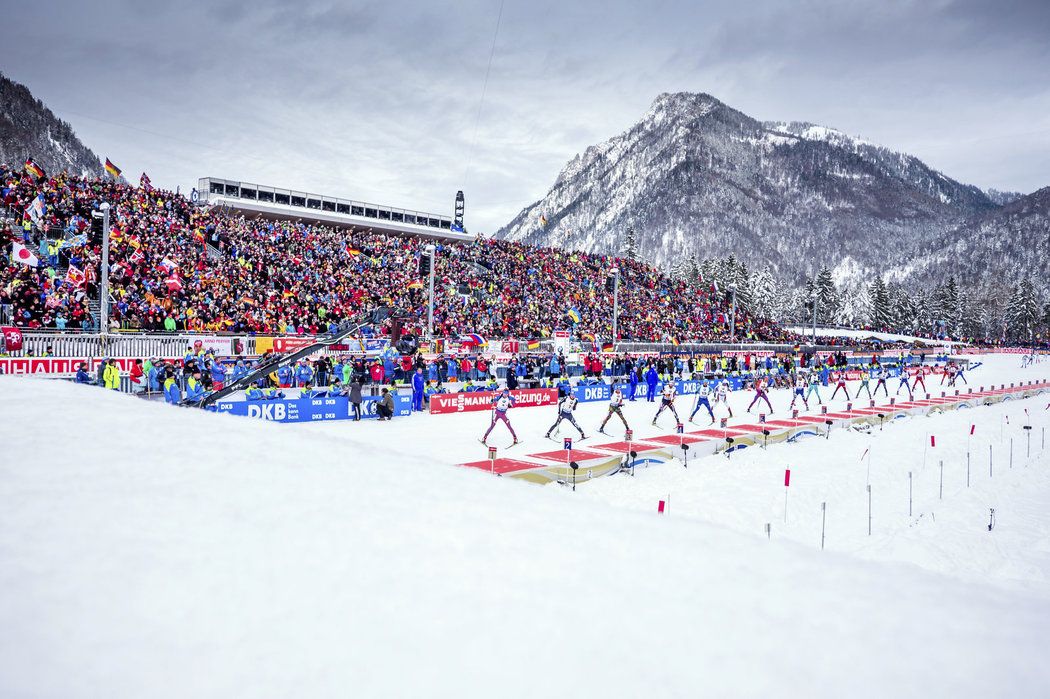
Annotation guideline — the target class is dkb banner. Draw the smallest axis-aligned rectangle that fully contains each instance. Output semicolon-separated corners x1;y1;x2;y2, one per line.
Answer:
215;394;411;422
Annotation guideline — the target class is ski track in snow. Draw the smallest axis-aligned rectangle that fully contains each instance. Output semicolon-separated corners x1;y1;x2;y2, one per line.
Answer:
0;354;1049;697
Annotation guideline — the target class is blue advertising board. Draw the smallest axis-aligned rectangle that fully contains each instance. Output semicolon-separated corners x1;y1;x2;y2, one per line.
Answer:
573;378;743;403
215;394;412;422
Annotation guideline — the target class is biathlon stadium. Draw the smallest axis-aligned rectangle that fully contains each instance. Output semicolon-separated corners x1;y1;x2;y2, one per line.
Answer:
4;160;1050;696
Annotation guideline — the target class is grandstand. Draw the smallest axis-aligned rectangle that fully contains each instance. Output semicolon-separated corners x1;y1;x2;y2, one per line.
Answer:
2;163;784;343
197;177;470;242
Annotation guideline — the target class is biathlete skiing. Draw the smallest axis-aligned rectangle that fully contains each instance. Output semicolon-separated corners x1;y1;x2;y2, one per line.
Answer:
874;367;890;396
855;367;872;400
746;376;774;414
481;388;519;446
689;381;715;424
652;381;681;426
789;372;809;411
806;370;823;406
829;370;849;401
712;379;733;418
546;392;586;440
896;365;913;401
598;387;630;435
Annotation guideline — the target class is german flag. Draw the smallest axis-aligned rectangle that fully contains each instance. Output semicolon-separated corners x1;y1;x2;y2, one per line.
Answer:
348;247;361;256
670;337;680;346
104;158;122;179
282;290;295;299
601;341;614;352
24;158;45;180
580;332;595;342
407;280;424;290
526;339;540;350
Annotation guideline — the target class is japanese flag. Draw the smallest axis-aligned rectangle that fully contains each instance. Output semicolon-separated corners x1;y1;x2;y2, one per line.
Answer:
10;242;39;267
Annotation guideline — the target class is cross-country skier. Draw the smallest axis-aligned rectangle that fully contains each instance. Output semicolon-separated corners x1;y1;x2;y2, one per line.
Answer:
713;378;734;418
806;370;823;405
652;381;681;425
689;381;715;424
874;367;890;396
855;367;872;400
481;388;519;446
946;362;959;387
829;370;849;401
746;375;774;414
599;387;630;434
790;372;809;411
955;363;968;385
546;392;586;439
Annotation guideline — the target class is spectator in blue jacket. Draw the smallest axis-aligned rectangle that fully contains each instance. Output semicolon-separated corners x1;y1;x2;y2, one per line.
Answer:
300;383;317;399
277;365;293;387
412;367;426;411
548;355;561;379
628;366;639;401
447;360;458;381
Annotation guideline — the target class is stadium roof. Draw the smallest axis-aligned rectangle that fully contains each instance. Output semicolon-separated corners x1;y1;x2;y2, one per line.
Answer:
195;177;472;242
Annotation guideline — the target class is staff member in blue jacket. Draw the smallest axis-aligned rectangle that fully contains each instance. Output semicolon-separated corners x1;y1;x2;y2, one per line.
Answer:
277;364;293;388
75;363;92;384
411;367;426;412
185;370;206;402
645;363;659;402
295;360;313;387
163;373;182;404
628;365;639;401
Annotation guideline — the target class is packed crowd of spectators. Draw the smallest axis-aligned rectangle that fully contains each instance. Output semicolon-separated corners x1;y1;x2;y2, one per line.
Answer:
3;165;788;342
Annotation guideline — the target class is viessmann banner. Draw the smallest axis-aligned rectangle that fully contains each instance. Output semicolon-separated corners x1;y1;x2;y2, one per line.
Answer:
429;388;558;414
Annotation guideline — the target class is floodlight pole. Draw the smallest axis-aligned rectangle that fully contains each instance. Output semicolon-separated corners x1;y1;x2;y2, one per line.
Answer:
729;283;738;342
99;203;111;338
425;244;436;341
612;268;620;342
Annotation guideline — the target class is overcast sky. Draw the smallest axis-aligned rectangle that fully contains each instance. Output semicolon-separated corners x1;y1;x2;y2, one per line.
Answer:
4;0;1048;231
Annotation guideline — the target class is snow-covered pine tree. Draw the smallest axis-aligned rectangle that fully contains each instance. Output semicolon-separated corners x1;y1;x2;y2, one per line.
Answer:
1007;278;1040;340
620;227;638;261
931;277;961;335
748;269;777;320
956;291;985;341
868;277;892;331
814;267;840;325
687;254;700;287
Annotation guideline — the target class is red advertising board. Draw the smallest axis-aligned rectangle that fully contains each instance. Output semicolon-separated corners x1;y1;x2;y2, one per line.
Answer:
0;357;179;375
429;388;558;414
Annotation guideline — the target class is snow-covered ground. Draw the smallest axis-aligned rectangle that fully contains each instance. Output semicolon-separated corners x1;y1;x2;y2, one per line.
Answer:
1;354;1049;697
783;325;967;345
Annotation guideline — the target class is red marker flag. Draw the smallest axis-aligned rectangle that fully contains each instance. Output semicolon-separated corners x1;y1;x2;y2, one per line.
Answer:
930;435;936;448
970;424;975;435
784;469;791;487
658;500;666;513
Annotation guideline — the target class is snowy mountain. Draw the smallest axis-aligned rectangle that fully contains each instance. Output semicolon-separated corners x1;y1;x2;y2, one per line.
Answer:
497;92;1025;289
0;71;102;177
909;186;1050;291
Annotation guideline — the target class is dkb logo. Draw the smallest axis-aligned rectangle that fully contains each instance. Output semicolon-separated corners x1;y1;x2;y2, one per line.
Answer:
247;403;287;421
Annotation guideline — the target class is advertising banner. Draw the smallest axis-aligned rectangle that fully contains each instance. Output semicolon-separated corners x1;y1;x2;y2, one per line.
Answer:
215;394;411;422
429;388;558;414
